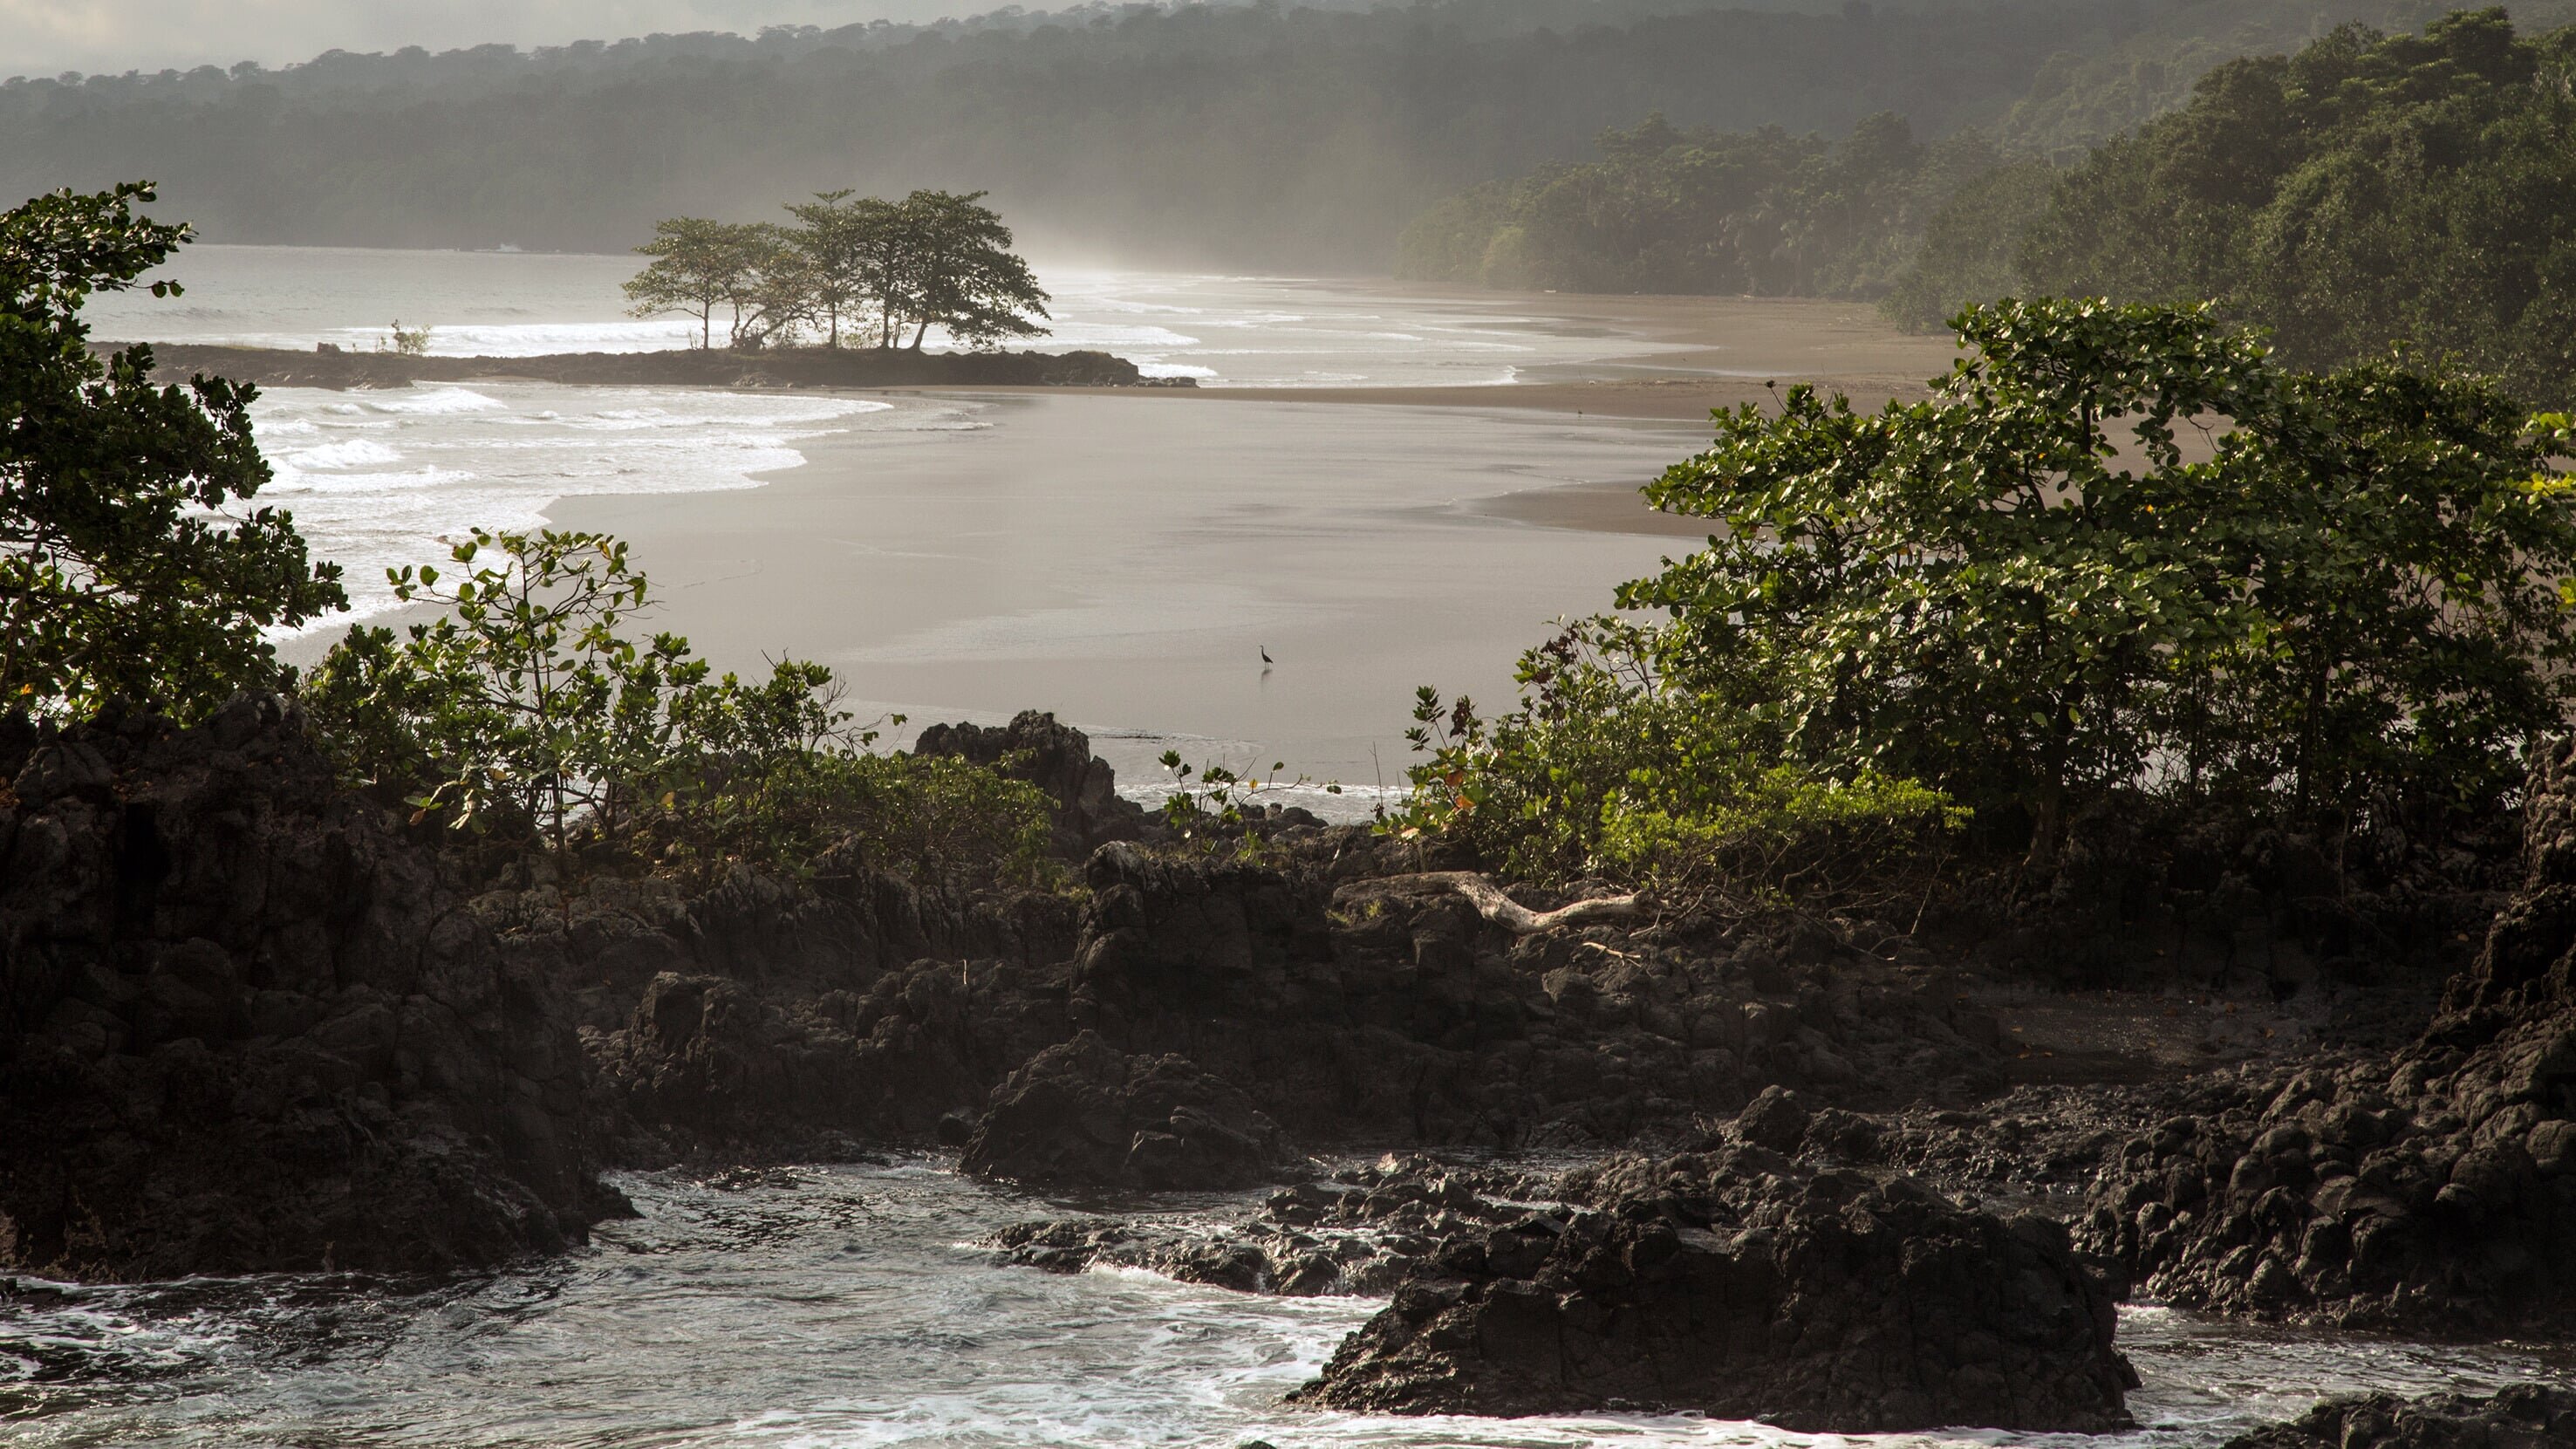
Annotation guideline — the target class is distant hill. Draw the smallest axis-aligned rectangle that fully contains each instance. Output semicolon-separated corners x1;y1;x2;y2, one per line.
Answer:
0;0;2210;270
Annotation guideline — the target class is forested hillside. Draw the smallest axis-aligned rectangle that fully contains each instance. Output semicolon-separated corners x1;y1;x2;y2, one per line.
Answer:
0;0;2266;268
2006;9;2576;402
1395;4;2576;406
1396;110;2000;296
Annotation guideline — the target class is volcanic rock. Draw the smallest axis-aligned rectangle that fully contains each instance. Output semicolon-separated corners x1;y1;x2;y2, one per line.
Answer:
1286;1152;2136;1432
0;697;617;1279
2224;1384;2576;1448
2081;739;2576;1336
912;711;1150;854
960;1030;1304;1190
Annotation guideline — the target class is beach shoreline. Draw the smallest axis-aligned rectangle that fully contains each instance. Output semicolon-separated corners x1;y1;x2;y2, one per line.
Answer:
526;392;1705;794
267;290;1937;787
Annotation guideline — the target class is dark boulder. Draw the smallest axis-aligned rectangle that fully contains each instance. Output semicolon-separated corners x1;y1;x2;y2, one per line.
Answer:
1288;1164;2135;1432
912;711;1148;854
1734;1084;1813;1152
959;1030;1303;1191
2224;1385;2576;1448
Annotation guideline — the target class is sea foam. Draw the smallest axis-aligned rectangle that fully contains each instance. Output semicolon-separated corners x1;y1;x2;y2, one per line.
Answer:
247;382;932;625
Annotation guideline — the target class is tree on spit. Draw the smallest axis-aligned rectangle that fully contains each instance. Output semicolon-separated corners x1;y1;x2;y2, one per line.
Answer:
629;189;1049;352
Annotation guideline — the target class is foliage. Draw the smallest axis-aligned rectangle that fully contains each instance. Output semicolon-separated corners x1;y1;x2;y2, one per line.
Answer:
381;318;434;356
1388;619;1962;912
0;181;346;719
304;529;715;852
1622;297;2576;858
892;190;1051;350
1876;158;2055;331
1155;749;1338;845
643;748;1056;890
623;217;800;350
1397;112;2003;300
631;191;1048;352
1996;11;2576;405
303;527;1053;885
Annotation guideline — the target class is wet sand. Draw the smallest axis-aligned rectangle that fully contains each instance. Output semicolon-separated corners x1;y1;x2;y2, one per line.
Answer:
540;393;1706;796
385;294;1923;801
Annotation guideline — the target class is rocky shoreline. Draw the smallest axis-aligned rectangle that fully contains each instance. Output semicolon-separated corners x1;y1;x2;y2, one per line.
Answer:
120;342;1186;391
4;703;2573;1435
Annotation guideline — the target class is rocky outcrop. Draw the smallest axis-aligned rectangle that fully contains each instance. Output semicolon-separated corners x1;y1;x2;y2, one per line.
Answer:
0;699;618;1280
958;1031;1302;1190
2224;1385;2576;1448
1289;1180;2132;1432
993;1147;2135;1433
575;880;1083;1162
912;711;1150;855
2081;741;2576;1336
1066;842;2011;1149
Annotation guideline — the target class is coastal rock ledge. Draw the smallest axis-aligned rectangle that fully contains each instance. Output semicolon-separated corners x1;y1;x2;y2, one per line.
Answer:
2224;1385;2576;1448
1285;1160;2136;1433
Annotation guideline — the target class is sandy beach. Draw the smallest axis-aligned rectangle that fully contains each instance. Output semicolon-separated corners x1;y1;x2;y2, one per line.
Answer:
536;392;1707;797
284;290;1930;799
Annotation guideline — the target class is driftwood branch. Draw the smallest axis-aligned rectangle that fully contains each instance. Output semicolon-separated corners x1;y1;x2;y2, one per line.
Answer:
1413;872;1650;934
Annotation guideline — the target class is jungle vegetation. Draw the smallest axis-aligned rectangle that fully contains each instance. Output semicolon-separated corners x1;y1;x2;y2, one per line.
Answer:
1406;10;2576;405
1992;9;2576;407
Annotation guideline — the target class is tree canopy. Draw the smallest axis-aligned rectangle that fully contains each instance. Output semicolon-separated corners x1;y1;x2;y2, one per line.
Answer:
0;181;345;719
0;0;2298;270
626;190;1048;352
1625;297;2576;856
1894;11;2576;404
1397;300;2576;888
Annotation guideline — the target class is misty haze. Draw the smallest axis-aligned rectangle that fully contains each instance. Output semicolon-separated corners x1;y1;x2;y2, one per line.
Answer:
5;3;2576;1447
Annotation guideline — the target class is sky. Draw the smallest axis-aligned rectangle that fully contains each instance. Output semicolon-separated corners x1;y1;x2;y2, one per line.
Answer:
0;0;981;77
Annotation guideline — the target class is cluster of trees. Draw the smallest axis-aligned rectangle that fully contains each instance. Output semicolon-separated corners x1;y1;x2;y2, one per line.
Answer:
0;0;2170;268
624;189;1048;352
1943;10;2576;406
3;183;1051;886
1400;298;2576;891
1396;111;2001;298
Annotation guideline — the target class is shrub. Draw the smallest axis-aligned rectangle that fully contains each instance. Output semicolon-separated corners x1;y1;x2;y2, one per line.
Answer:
1391;619;1963;916
302;527;1054;886
1623;297;2576;858
646;748;1055;888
